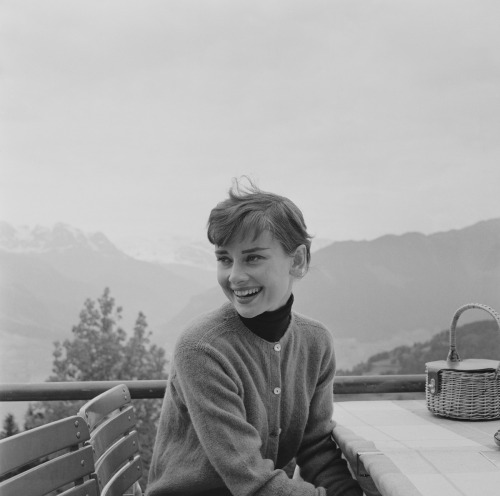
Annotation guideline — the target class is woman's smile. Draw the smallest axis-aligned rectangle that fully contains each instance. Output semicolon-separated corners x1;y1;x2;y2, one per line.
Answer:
232;287;262;300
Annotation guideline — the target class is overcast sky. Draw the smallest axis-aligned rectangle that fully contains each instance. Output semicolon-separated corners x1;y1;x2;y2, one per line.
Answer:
1;0;499;248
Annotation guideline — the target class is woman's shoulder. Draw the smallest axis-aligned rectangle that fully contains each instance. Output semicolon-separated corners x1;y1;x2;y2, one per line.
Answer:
175;302;238;350
291;312;336;371
291;311;334;345
292;310;330;332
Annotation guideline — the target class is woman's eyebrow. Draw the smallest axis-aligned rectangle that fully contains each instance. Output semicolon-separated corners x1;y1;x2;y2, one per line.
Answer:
241;247;269;254
215;247;269;255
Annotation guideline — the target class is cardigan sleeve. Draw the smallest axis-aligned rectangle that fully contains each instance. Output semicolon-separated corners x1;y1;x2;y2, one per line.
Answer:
173;343;327;496
295;338;363;496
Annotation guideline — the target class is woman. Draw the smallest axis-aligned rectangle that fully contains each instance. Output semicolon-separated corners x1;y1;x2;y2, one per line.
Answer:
147;179;362;496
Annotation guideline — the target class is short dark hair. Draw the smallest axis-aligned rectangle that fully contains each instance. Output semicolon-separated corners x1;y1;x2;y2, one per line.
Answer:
207;178;312;267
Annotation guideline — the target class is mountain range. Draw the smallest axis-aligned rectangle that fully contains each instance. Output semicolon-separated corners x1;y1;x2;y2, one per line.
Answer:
1;219;499;386
294;219;500;342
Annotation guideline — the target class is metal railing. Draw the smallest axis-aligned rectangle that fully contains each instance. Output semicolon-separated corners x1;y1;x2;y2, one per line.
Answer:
0;375;426;402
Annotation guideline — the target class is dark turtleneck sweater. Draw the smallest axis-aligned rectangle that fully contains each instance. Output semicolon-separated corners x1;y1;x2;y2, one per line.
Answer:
238;294;294;342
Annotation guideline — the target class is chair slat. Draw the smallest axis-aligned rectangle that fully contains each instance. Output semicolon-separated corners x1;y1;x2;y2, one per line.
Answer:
0;415;89;477
0;445;95;496
79;384;131;430
95;430;140;487
79;384;144;494
90;405;137;459
58;477;99;496
101;455;143;496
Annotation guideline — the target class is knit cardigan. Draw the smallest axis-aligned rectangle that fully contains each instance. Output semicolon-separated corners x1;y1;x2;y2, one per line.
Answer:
147;303;362;496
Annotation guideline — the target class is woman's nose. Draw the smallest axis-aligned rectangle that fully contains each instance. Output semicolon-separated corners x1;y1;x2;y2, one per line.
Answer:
228;262;247;284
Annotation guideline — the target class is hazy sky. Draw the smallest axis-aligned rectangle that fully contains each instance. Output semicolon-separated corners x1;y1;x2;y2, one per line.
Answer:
2;0;499;247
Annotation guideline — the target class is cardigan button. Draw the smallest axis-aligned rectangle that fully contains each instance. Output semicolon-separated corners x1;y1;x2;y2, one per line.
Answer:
273;387;281;395
274;343;281;352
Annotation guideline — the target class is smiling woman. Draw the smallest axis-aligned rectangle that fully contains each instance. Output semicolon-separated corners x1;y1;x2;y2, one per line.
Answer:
147;178;363;496
214;231;304;318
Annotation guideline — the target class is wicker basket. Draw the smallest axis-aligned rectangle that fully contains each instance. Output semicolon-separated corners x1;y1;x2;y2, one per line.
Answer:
426;303;500;420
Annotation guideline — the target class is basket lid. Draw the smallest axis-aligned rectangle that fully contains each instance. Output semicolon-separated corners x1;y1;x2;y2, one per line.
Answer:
426;358;499;373
426;358;500;396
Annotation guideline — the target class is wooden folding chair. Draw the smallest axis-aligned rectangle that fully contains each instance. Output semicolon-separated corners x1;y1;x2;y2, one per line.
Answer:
78;384;143;496
0;415;98;496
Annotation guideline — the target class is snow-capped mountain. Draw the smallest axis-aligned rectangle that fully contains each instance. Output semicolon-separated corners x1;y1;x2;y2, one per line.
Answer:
0;221;124;256
115;234;215;269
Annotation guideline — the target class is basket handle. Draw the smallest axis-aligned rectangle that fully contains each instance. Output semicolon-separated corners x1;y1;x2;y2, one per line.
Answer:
447;303;500;374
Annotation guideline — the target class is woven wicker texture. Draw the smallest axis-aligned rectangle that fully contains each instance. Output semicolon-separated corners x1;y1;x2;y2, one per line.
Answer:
426;303;500;420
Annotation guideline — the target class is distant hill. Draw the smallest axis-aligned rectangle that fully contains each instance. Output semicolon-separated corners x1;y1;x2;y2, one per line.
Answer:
338;319;500;375
295;219;500;341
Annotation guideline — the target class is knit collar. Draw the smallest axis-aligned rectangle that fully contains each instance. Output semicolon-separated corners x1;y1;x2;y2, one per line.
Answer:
238;294;294;343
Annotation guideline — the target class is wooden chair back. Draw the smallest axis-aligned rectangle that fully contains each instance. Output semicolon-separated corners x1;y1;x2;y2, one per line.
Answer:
78;384;143;496
0;415;98;496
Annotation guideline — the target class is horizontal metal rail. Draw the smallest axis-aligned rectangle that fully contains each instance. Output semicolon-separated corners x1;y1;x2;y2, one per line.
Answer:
0;375;426;402
335;374;425;394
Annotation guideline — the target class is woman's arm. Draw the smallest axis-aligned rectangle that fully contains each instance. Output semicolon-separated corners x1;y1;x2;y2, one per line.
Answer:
295;347;363;496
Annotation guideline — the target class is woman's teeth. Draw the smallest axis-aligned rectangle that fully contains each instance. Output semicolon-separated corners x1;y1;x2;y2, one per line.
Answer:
234;288;261;297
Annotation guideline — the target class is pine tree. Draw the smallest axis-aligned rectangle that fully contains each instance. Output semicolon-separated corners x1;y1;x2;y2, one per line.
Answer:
0;413;20;439
24;287;168;485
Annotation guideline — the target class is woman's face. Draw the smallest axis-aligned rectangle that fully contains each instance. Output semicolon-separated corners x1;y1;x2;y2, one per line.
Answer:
215;230;296;318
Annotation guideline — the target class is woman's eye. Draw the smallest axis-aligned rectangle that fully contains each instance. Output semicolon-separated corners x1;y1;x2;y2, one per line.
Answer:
216;257;231;265
246;255;262;263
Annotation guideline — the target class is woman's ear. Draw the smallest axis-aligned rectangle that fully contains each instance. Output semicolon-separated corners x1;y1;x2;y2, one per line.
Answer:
290;244;307;278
